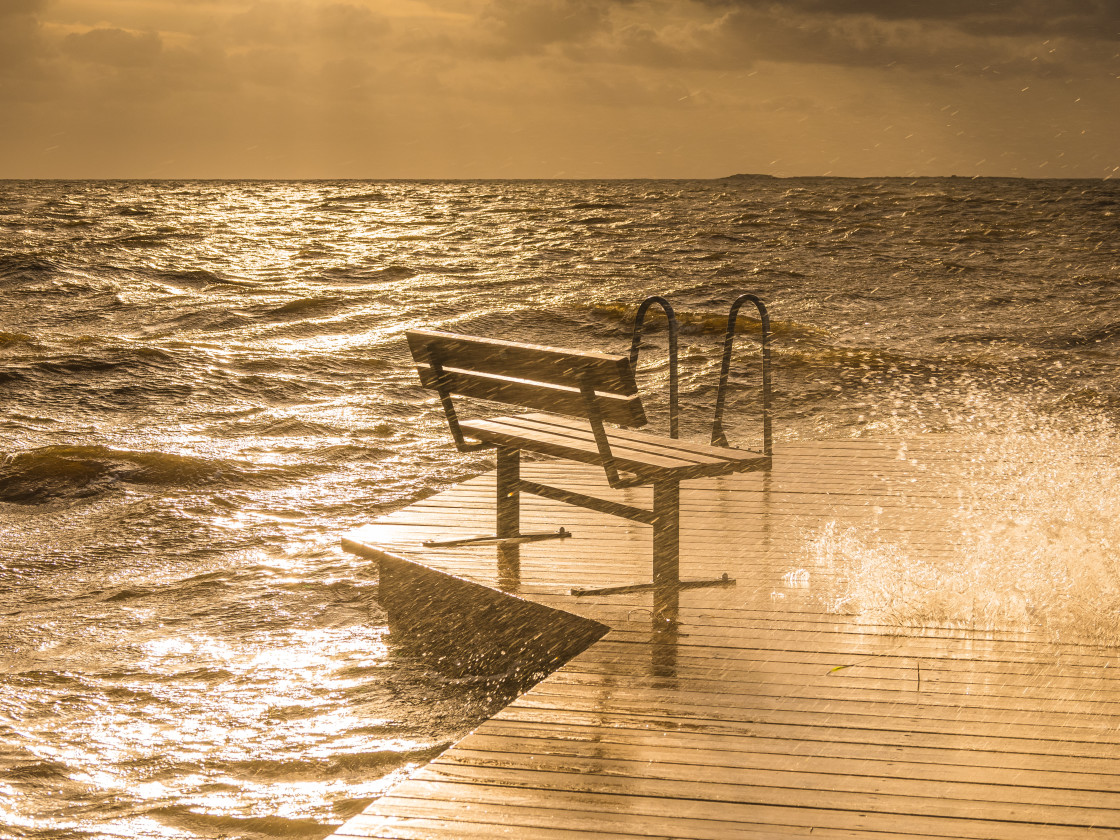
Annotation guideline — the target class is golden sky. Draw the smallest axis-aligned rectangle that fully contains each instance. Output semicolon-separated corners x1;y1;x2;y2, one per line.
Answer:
2;0;1117;178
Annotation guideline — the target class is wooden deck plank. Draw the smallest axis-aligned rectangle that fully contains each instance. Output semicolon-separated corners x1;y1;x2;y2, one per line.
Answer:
356;781;1120;840
336;799;937;840
489;701;1118;755
411;760;1120;825
327;439;1120;840
452;731;1120;788
430;748;1120;810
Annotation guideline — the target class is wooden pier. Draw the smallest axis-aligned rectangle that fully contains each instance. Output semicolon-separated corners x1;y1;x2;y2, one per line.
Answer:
330;439;1120;839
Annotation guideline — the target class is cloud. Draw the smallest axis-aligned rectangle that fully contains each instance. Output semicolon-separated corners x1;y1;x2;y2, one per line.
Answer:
0;0;54;100
317;3;391;45
63;28;162;67
0;0;44;15
685;0;1120;72
479;0;613;55
2;0;1115;177
3;0;395;109
700;0;1120;36
226;1;390;48
594;0;1116;79
462;0;1115;78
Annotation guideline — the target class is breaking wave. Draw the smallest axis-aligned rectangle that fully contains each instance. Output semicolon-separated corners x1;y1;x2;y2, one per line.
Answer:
0;446;280;504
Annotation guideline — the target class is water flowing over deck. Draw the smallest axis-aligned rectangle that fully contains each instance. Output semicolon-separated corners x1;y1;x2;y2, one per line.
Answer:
331;439;1120;839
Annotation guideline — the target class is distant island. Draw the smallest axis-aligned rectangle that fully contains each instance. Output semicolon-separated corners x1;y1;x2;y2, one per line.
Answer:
718;173;781;180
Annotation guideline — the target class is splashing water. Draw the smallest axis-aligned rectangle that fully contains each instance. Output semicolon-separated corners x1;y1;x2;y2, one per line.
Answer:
806;407;1120;645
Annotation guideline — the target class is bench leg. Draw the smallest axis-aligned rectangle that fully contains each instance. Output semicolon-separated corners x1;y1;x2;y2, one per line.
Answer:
496;446;520;539
652;480;680;624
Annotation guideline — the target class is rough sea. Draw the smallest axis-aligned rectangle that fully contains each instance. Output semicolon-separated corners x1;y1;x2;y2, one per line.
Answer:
2;177;1118;839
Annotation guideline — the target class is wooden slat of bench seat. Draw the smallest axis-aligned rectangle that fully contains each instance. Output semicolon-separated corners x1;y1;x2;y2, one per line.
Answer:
461;416;697;474
502;414;767;474
407;329;639;395
520;412;770;468
460;414;763;479
416;365;645;427
491;415;730;469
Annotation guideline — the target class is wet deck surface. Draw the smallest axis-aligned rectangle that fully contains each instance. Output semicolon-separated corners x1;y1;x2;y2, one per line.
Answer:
330;439;1120;839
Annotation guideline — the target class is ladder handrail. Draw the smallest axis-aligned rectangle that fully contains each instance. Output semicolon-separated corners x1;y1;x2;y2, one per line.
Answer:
629;295;679;439
711;294;772;455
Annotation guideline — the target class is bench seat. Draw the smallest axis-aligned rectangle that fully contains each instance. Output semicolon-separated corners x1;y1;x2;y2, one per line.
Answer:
461;412;770;481
402;325;773;597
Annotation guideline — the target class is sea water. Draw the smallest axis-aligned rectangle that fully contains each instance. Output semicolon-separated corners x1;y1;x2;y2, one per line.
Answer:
1;177;1118;838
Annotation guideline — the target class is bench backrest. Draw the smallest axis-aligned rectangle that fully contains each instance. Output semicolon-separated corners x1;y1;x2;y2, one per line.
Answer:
407;329;647;427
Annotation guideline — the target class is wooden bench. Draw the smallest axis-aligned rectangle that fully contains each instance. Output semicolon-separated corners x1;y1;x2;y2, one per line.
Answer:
407;328;771;595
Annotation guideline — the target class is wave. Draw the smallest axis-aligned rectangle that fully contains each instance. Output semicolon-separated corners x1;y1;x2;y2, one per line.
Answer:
34;353;171;376
0;446;269;505
773;343;989;377
582;300;832;340
319;190;389;206
23;345;180;383
167;307;253;332
151;808;331;840
112;204;155;217
266;295;349;319
1047;320;1120;348
218;745;444;782
150;268;233;289
4;758;71;781
238;417;343;437
318;264;419;284
0;331;37;349
109;232;180;248
0;254;59;285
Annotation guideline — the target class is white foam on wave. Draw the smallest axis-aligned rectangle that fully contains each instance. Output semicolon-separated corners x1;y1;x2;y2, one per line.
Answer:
805;406;1120;645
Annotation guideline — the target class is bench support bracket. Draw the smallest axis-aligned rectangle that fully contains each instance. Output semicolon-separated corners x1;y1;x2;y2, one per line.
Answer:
418;447;577;548
422;528;572;548
571;574;735;597
430;356;494;454
519;478;655;525
519;473;732;601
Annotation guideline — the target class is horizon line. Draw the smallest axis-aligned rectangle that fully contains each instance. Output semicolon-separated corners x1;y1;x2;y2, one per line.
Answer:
1;173;1115;182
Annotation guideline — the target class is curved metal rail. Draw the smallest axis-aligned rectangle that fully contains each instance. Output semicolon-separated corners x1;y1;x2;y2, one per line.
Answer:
711;294;772;455
629;296;679;439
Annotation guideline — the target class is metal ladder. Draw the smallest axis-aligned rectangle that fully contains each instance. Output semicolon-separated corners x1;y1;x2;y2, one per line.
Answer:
628;293;772;455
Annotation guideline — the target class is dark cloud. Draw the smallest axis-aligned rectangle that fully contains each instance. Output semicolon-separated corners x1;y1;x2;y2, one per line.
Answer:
702;0;1120;40
611;23;692;69
481;0;612;55
469;0;1115;78
661;0;1117;77
712;9;978;71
